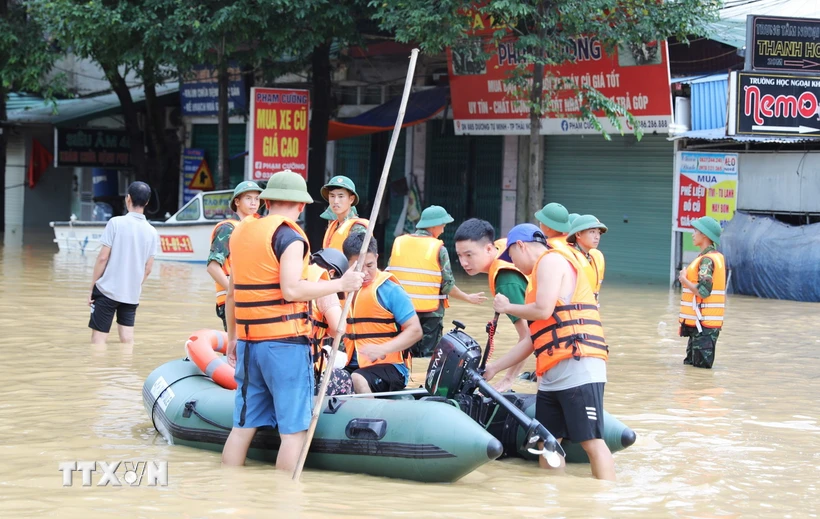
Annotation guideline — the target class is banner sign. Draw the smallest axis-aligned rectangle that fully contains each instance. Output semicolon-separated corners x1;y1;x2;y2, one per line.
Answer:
247;87;310;181
447;36;673;135
745;15;820;73
181;148;206;204
180;63;247;116
728;71;820;136
54;128;131;168
675;152;738;232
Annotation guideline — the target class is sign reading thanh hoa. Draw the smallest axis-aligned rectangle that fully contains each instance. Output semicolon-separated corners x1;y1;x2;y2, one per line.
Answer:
446;15;673;135
674;152;738;232
745;15;820;73
247;87;310;181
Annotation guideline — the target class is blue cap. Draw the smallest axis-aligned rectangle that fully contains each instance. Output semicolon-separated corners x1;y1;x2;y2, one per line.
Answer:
498;223;547;263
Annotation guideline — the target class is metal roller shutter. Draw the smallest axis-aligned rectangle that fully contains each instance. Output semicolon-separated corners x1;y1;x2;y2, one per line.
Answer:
190;124;247;188
426;120;503;261
544;134;673;282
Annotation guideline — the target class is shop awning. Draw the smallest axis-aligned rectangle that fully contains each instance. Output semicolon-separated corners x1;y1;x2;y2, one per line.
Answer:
328;86;448;141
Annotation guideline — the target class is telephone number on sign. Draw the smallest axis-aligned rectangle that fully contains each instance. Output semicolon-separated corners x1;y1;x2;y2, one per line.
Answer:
637;119;668;129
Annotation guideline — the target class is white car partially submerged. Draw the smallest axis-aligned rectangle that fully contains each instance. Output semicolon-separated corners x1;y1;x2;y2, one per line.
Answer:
50;190;234;262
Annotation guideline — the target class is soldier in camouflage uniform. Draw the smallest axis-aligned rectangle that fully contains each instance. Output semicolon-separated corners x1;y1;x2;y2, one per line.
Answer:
679;217;726;369
206;181;262;330
387;206;487;357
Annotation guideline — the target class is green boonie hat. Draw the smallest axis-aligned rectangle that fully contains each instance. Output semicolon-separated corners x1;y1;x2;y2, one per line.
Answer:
321;175;359;206
230;181;263;212
692;216;722;245
567;214;608;243
321;205;358;220
568;213;580;225
416;205;454;229
534;202;571;233
259;170;314;204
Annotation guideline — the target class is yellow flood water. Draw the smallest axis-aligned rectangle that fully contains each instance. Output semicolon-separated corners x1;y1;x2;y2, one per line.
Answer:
1;239;819;518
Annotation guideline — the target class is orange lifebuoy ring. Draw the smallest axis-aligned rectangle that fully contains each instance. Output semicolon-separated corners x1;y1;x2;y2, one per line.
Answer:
186;329;237;390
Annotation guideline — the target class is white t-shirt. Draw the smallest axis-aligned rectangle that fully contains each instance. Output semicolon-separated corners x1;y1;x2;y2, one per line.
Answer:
95;212;159;304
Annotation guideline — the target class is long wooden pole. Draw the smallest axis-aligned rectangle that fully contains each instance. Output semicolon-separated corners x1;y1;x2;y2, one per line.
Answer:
292;48;420;481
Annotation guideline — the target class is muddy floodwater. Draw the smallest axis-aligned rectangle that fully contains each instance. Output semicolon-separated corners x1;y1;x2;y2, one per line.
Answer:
1;237;818;518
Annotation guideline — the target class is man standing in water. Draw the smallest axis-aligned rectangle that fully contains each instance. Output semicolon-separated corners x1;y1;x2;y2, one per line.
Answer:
88;181;159;345
453;218;529;391
206;181;262;330
221;170;364;471
679;216;725;369
484;224;615;480
322;176;368;251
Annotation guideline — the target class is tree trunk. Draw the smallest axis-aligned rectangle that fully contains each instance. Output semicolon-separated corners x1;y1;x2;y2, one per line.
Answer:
143;63;174;215
102;63;148;184
0;0;8;231
306;41;332;250
217;42;230;190
527;62;545;221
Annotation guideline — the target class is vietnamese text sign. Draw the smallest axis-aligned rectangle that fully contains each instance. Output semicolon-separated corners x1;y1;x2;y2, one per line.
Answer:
54;128;131;168
247;88;309;181
729;71;820;136
182;148;205;204
745;15;820;73
180;63;247;116
447;36;672;135
675;152;738;232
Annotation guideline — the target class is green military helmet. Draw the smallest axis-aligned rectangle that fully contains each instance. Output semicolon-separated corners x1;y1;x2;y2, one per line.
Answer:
321;175;359;206
568;213;580;225
691;216;722;245
259;170;314;204
230;180;263;212
534;202;571;233
321;205;358;220
566;214;608;244
416;205;454;229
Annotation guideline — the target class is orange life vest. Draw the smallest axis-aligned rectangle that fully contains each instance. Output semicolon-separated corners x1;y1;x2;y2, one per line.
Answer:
568;246;605;299
386;234;448;313
528;249;609;376
210;220;236;306
494;238;507;252
229;215;311;341
488;257;525;297
547;236;570;252
307;263;337;377
346;271;407;369
323;216;369;251
679;251;726;330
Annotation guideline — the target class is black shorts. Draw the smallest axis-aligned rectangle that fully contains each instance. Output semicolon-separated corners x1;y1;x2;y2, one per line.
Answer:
352;363;406;393
536;382;605;443
88;285;138;333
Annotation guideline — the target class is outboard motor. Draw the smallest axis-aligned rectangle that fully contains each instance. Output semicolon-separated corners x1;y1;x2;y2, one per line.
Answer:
426;321;565;466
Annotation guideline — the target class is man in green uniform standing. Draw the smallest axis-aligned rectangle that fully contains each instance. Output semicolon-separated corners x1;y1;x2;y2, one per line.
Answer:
679;217;726;369
388;206;486;357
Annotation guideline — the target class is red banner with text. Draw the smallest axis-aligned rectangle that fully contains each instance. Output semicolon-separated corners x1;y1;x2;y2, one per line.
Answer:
247;87;310;181
447;36;673;135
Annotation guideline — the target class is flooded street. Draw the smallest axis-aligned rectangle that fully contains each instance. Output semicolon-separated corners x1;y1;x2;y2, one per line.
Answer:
1;237;818;518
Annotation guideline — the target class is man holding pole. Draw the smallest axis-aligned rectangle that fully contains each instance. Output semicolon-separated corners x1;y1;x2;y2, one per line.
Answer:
221;170;364;471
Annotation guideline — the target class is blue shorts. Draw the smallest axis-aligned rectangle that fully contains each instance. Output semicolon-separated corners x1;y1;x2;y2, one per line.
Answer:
233;340;314;434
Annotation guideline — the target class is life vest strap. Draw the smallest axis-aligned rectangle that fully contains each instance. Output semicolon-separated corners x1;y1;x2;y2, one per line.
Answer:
314;321;329;329
347;317;397;325
682;288;726;295
235;298;290;308
386;266;442;277
408;294;448;300
399;280;443;288
236;312;309;326
216;290;227;297
347;331;400;341
235;283;281;290
679;313;723;322
531;318;603;342
554;303;599;312
533;333;608;357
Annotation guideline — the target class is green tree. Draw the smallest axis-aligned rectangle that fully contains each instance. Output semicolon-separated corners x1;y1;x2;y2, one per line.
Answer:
0;0;63;228
373;0;720;220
